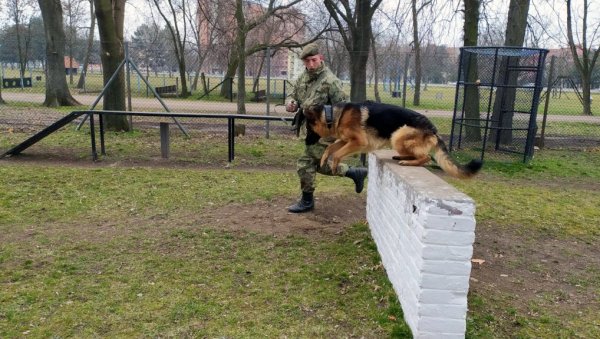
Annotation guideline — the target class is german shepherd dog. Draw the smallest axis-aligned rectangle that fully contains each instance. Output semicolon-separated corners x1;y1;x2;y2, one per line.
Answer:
302;101;482;178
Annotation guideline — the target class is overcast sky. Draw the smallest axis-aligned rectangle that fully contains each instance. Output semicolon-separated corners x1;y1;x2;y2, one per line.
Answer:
0;0;598;49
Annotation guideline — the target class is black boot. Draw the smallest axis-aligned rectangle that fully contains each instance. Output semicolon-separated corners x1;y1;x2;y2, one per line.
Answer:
288;192;314;213
346;167;368;193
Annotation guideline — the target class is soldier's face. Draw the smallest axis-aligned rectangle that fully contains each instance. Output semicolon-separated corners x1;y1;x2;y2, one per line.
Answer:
303;55;323;72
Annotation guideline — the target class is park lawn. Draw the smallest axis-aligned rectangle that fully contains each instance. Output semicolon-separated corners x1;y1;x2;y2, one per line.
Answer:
1;146;599;337
2;66;598;114
0;164;411;337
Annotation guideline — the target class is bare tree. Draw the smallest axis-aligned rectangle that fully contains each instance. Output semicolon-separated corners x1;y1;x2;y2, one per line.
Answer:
324;0;384;101
462;0;481;141
0;1;5;104
369;3;410;103
219;0;305;112
491;0;530;144
410;0;431;106
235;0;302;114
185;0;219;93
94;0;129;131
149;0;192;97
130;23;169;79
566;0;599;116
37;0;81;107
6;0;34;78
321;29;350;78
77;0;96;89
63;0;87;85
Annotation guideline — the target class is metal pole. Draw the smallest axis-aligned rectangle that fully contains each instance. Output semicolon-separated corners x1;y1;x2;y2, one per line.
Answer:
160;122;170;158
539;55;555;149
228;118;235;162
230;77;233;103
449;48;465;152
89;113;97;161
127;59;189;137
76;58;127;129
99;114;106;155
266;47;271;138
125;42;133;128
402;53;410;108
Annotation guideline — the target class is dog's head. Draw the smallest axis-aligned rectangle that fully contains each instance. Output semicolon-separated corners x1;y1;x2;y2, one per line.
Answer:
303;104;332;138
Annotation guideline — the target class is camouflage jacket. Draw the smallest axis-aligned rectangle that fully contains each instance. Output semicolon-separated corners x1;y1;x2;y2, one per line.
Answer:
288;63;347;142
289;63;347;109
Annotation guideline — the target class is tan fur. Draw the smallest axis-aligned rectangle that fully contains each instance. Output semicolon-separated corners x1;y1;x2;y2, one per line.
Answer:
305;104;481;178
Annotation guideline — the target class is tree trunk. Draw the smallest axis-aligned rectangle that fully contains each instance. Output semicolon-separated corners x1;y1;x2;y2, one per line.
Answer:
252;51;267;93
411;0;421;106
37;0;81;107
77;0;95;90
371;33;381;103
566;0;598;116
235;0;247;114
220;47;238;99
463;0;481;141
490;0;530;144
176;53;190;97
94;0;129;131
0;86;5;105
581;76;592;115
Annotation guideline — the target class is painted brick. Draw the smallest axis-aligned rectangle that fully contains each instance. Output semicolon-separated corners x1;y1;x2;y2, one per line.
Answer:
422;244;473;261
419;303;468;319
367;150;475;338
419;332;466;339
419;289;468;305
417;317;466;334
421;260;472;276
422;229;475;246
421;273;470;290
420;214;476;232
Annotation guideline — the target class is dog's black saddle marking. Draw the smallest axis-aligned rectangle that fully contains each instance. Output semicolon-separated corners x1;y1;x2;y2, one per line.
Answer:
324;105;333;129
360;102;438;139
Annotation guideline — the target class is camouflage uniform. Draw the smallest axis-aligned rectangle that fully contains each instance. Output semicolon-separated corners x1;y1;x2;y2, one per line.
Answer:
289;63;348;194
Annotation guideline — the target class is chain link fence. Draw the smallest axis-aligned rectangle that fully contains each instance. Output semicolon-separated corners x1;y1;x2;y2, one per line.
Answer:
1;41;599;165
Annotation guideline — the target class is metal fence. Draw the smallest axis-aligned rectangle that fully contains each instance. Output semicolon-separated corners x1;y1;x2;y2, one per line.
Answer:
1;46;599;165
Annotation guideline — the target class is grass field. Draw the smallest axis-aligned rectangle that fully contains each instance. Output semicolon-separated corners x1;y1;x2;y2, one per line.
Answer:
1;117;599;337
2;68;598;115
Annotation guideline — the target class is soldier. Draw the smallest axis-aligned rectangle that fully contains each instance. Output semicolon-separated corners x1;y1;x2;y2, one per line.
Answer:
286;42;368;213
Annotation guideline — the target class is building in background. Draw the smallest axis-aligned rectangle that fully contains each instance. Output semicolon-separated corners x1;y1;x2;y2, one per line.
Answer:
197;0;304;80
64;56;79;75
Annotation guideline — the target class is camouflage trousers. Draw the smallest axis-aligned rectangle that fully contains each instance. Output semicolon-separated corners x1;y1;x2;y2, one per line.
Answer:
297;141;349;194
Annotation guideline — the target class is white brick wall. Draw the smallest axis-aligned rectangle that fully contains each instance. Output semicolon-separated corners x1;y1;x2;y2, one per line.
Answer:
366;150;476;338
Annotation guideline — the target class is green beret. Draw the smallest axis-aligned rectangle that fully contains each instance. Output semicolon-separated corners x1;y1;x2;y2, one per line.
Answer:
300;43;320;59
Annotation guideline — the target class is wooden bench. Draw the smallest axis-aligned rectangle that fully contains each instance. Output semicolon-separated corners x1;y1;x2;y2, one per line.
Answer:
3;77;32;88
252;89;266;102
156;84;178;96
252;90;285;102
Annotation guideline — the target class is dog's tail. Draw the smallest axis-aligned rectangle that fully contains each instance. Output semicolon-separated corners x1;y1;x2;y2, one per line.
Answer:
434;136;482;179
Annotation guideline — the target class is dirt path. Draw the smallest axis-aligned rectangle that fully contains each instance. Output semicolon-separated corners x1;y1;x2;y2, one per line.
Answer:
3;91;600;124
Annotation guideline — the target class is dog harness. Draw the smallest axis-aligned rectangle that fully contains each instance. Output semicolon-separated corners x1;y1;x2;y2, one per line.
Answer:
324;105;333;129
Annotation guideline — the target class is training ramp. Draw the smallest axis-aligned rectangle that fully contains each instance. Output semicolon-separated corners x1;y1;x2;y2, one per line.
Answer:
367;150;476;338
1;111;85;159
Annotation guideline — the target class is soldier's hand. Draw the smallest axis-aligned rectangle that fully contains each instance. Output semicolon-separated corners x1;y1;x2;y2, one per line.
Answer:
286;100;298;112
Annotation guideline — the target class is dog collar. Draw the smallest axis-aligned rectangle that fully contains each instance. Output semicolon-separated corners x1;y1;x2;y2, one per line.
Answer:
324;105;333;129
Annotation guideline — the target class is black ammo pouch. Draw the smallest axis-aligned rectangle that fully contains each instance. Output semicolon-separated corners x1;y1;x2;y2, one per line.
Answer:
291;109;305;137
